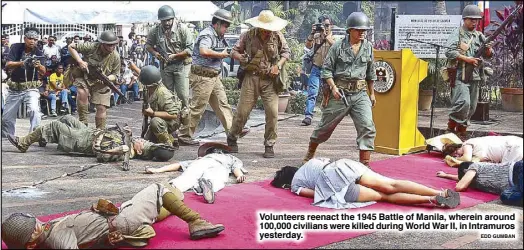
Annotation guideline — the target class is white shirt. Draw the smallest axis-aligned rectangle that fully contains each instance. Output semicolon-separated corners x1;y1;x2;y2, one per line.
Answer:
43;44;61;61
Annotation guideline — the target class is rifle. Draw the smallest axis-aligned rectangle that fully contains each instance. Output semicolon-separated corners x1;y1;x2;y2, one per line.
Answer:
153;45;169;64
116;123;131;171
212;47;232;54
21;55;46;69
464;4;523;82
86;65;130;104
141;88;150;138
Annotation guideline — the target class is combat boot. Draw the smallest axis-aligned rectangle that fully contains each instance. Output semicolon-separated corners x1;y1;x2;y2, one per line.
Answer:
188;219;225;240
263;146;275;158
359;150;372;168
303;142;319;163
95;117;107;129
445;119;457;134
227;137;238;153
7;128;43;153
77;103;90;126
456;125;468;141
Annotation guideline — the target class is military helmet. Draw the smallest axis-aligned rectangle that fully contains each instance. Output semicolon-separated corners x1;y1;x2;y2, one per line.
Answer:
158;5;176;21
197;142;232;157
212;9;234;23
1;213;37;249
98;31;119;45
152;144;176;161
139;65;162;86
462;5;483;19
346;12;371;30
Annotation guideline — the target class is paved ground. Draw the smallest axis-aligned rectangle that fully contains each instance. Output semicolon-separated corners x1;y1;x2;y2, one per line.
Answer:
1;103;522;249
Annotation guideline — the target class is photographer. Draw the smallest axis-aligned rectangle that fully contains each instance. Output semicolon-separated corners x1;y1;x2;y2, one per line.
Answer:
301;15;335;126
1;27;46;138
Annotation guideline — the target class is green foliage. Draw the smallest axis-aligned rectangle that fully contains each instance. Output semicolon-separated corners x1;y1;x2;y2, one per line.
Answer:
361;1;375;24
297;1;344;39
222;77;239;91
226;90;241;106
286;38;305;62
287;92;307;114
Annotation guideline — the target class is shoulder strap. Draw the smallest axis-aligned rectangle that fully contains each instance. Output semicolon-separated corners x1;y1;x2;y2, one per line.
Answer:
311;39;326;57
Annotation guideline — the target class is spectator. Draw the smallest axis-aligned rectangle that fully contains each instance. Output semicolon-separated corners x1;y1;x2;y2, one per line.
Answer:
46;55;60;73
47;64;70;116
120;60;140;102
60;37;73;67
43;35;61;64
73;35;81;44
117;36;129;58
83;34;91;43
2;34;10;69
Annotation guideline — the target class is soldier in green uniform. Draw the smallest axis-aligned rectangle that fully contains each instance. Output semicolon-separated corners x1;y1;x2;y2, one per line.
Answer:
146;5;196;145
67;31;121;129
227;10;291;158
140;65;183;147
1;182;225;249
303;12;377;167
6;115;176;163
444;5;494;139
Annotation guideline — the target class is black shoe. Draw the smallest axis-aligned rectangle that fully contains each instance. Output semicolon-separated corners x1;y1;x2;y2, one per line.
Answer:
301;117;312;126
263;146;275;158
198;178;215;204
38;139;47;147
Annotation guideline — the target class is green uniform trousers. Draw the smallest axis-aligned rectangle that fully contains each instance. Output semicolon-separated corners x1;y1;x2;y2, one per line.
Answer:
449;80;480;126
310;90;376;150
228;74;279;146
161;63;191;108
40;115;94;154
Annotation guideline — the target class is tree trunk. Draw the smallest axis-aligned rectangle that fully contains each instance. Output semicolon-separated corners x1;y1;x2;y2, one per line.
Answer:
286;1;309;38
434;1;447;15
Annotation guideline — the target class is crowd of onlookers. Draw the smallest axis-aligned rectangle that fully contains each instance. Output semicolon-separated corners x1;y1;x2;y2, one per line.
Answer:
1;31;163;117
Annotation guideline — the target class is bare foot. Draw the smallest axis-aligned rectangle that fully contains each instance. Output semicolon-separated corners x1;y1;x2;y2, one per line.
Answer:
144;167;160;174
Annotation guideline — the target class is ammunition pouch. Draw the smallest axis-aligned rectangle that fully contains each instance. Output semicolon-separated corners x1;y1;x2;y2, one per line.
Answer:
6;80;40;91
335;79;366;92
444;67;458;88
190;65;219;78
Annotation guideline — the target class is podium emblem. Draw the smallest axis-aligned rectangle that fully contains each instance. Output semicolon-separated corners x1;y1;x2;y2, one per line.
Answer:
373;60;395;93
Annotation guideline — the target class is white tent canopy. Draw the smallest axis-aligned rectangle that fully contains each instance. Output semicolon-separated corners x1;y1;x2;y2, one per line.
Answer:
1;1;219;24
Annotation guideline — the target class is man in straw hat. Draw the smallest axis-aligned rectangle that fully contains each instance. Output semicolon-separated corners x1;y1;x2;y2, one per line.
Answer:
67;30;121;129
145;142;247;204
1;182;224;249
226;10;291;158
303;12;378;167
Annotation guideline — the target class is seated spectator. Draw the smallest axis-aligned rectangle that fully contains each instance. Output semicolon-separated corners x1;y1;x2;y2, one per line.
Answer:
271;158;461;209
48;64;70;115
113;61;131;105
436;160;523;206
43;35;61;65
144;142;247;204
442;135;523;167
46;55;60;73
60;37;73;67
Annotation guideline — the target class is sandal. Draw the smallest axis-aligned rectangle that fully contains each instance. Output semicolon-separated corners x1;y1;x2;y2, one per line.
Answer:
440;188;461;204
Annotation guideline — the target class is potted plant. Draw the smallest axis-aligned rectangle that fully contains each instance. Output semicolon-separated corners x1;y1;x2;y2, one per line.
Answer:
491;4;523;112
418;59;445;111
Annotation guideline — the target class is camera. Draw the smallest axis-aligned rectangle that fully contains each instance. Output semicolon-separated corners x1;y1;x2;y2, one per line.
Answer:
314;23;325;32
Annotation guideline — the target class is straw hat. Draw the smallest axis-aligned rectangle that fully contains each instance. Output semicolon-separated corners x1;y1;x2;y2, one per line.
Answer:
244;10;288;32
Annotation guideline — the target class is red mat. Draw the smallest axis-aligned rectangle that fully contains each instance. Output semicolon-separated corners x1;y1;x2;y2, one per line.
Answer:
2;154;499;249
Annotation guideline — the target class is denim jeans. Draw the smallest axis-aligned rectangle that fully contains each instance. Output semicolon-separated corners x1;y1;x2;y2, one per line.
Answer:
1;89;41;137
304;65;322;118
501;160;523;206
68;86;77;111
47;91;58;111
120;82;139;100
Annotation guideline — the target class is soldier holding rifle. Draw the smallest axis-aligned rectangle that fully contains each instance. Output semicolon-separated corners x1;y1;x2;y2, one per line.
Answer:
146;5;195;145
68;30;121;129
444;5;494;139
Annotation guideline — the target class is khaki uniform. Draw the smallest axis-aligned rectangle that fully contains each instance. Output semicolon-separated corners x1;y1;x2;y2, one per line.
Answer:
143;83;182;144
38;183;172;248
227;28;291;146
445;27;493;127
178;25;234;140
20;115;155;162
69;42;121;108
311;37;377;150
146;23;193;108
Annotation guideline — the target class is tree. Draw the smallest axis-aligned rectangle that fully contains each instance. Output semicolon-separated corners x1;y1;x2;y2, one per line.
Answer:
434;1;447;15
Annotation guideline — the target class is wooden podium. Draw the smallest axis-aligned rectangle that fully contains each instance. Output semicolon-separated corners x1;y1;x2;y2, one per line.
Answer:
372;49;428;155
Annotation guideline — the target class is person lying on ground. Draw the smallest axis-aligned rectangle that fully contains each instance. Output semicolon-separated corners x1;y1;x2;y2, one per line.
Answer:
442;135;523;167
1;182;224;249
271;158;460;209
144;142;247;204
7;115;176;163
437;160;522;206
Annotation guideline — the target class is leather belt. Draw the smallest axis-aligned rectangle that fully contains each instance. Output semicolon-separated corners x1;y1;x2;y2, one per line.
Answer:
191;65;219;78
335;79;366;92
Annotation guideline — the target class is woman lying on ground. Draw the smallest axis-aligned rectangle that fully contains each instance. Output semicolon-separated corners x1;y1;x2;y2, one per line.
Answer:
271;158;460;209
437;160;523;206
442;135;523;167
144;142;247;204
